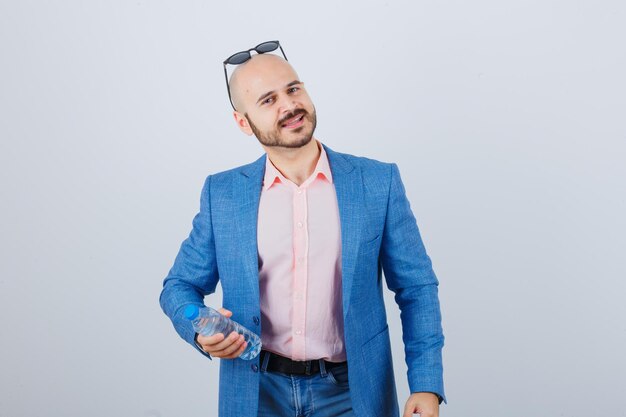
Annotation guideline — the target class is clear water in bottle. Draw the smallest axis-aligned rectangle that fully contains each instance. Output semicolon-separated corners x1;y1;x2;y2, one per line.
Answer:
184;304;262;360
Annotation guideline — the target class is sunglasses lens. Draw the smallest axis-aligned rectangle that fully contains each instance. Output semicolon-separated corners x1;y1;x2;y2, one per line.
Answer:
256;41;279;54
228;51;251;65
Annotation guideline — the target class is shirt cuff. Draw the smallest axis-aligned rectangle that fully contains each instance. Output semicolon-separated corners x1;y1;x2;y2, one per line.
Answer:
193;332;212;360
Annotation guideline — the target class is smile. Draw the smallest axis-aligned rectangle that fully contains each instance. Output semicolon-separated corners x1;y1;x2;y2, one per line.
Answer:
281;114;305;129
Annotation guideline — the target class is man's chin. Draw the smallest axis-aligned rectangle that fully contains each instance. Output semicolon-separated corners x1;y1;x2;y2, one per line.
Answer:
275;126;314;147
254;124;315;149
283;135;313;149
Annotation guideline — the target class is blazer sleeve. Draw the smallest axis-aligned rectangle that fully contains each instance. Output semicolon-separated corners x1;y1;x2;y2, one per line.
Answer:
379;163;446;403
159;175;220;359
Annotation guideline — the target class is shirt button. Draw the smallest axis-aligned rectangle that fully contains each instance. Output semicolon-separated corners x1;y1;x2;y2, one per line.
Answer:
253;316;260;325
297;189;302;194
297;222;303;228
251;364;258;372
295;330;302;335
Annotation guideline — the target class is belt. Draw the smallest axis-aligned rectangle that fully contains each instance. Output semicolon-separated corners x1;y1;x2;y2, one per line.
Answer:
260;350;347;376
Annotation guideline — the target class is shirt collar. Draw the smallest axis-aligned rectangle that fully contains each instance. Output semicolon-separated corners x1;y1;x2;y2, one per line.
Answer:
263;141;333;191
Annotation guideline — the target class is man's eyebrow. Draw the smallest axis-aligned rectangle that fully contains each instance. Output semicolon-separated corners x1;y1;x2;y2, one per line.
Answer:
256;80;302;104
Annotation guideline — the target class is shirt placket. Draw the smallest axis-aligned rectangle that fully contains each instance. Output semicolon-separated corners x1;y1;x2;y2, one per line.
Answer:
292;185;308;360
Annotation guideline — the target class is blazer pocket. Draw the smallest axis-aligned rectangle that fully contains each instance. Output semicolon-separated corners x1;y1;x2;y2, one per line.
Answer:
360;324;396;414
360;324;393;385
362;323;389;348
363;234;380;244
360;234;381;255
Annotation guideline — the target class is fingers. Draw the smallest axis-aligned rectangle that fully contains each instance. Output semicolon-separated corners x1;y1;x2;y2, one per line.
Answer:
402;403;415;417
195;307;241;359
217;307;232;317
198;331;246;358
213;331;239;351
403;408;433;417
197;332;226;347
215;336;247;359
403;393;439;417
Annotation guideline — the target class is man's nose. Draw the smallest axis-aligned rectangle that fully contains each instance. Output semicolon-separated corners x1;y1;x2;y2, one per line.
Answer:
276;93;298;114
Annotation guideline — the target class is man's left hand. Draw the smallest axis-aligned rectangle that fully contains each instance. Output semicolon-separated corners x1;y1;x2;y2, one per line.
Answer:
403;392;439;417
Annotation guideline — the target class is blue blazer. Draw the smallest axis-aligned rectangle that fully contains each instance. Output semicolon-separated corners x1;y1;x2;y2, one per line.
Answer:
160;144;446;417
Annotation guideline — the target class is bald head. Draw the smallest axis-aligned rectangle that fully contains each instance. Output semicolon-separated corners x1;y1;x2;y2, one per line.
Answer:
229;54;300;112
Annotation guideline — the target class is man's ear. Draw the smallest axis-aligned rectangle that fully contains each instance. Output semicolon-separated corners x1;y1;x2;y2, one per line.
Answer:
233;111;253;136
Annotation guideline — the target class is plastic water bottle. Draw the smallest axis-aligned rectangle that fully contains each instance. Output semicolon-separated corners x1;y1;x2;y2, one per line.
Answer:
184;304;262;360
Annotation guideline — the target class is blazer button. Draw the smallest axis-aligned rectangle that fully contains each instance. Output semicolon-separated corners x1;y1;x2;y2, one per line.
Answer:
251;364;258;372
253;316;260;325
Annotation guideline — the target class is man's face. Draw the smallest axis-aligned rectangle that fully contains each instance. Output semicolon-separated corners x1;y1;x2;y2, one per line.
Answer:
229;55;317;149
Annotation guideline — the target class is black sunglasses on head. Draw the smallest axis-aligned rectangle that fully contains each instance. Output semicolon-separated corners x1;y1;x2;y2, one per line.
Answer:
223;40;288;111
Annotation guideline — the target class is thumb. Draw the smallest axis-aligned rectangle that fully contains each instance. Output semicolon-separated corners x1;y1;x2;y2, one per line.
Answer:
402;401;418;417
217;307;233;317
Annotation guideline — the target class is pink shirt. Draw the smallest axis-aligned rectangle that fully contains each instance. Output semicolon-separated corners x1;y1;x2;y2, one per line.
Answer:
257;141;346;362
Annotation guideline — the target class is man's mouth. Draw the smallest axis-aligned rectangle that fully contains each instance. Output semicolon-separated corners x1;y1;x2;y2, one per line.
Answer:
281;114;305;129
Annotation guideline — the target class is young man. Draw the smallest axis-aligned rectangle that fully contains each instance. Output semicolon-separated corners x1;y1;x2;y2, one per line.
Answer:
159;41;446;417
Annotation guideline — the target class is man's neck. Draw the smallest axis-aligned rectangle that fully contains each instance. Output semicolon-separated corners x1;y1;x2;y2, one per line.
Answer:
264;138;321;186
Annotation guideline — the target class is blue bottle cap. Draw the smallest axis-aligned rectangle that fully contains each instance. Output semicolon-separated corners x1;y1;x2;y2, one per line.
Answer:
184;304;200;320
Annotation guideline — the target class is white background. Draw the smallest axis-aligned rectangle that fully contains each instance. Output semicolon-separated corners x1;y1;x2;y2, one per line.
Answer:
1;1;625;416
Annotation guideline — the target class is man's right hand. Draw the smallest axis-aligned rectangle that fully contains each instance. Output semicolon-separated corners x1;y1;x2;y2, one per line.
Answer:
195;308;248;359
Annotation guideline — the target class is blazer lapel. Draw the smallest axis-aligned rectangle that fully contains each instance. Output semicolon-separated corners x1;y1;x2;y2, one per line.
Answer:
234;154;266;295
324;144;363;319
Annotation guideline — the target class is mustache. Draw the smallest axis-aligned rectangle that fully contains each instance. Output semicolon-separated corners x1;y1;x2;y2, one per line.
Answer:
278;108;308;126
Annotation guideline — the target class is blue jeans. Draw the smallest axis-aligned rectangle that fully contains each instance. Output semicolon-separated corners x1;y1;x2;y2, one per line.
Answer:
258;355;355;417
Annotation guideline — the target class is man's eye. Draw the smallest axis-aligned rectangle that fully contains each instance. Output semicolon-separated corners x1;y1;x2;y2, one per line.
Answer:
288;87;300;94
262;97;274;105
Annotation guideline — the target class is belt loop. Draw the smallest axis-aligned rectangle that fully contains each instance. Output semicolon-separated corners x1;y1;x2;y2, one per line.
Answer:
260;350;271;373
319;359;328;378
304;360;312;376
